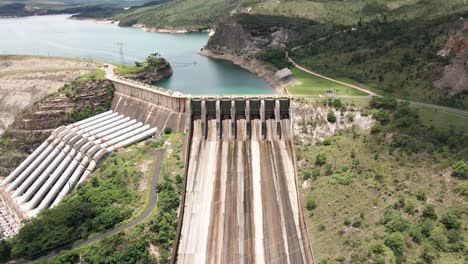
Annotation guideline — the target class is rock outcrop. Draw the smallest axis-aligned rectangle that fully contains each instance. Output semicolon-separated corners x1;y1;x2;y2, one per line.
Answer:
202;14;312;93
125;59;173;85
434;20;468;97
293;100;373;145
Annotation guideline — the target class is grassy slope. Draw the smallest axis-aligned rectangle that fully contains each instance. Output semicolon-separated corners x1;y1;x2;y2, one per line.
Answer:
286;2;468;108
298;130;467;263
287;67;368;96
115;0;233;29
296;100;468;263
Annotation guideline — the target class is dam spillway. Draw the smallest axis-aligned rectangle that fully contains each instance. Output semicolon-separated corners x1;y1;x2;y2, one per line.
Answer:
1;74;313;262
176;98;313;263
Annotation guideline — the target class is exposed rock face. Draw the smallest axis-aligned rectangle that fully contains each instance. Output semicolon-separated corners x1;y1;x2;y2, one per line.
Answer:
293;101;373;145
203;15;302;93
126;59;173;85
0;80;114;176
206;15;291;56
434;20;468;96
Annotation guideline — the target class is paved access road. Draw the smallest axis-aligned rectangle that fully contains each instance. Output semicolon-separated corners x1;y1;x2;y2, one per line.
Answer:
287;57;468;118
17;150;165;263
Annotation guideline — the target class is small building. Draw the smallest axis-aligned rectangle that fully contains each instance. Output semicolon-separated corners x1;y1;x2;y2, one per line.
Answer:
325;89;334;96
275;68;293;82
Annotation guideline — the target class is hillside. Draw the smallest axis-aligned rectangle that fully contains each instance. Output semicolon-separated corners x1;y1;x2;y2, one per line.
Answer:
111;0;464;108
294;98;468;264
201;1;468;108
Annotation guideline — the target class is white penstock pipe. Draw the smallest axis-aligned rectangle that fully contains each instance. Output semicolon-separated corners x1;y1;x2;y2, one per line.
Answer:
7;139;62;193
76;114;125;136
17;144;71;205
69;112;118;132
1;141;49;186
94;122;144;145
36;153;81;210
81;117;132;139
28;148;78;211
3;127;70;188
50;155;88;208
66;110;113;128
88;119;138;140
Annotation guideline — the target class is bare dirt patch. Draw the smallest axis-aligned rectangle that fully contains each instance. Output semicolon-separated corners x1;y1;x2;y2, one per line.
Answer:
0;56;96;134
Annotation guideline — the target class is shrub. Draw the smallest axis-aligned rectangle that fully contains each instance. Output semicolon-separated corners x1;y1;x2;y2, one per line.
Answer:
452;160;468;179
421;204;437;220
440;211;461;230
305;194;317;211
369;96;397;109
373;110;391;124
323;138;332;146
163;127;173;134
327;111;337;123
381;209;410;232
315;153;327;166
384;232;404;256
416;190;427;201
420;243;440;264
429;226;448;251
302;167;320;181
371;122;383;134
453;183;468;197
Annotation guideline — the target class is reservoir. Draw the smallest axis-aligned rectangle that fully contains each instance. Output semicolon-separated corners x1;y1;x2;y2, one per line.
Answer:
0;15;273;95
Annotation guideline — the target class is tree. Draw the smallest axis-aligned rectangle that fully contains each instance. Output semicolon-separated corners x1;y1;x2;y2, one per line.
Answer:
452;160;468;179
384;232;404;256
373;110;390;124
369;96;397;109
305;194;317;211
327;111;337;123
441;211;461;230
315;153;327;166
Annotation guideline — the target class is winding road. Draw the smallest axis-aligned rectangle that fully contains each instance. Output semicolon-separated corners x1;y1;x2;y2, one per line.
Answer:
287;57;468;118
18;150;165;263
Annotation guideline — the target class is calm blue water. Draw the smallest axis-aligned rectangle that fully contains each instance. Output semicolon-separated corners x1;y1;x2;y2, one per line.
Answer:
0;15;273;95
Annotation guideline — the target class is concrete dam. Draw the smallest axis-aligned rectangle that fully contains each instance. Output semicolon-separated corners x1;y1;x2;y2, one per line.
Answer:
177;98;313;263
1;75;313;263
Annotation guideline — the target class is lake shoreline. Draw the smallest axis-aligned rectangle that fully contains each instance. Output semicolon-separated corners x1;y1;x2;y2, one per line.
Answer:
199;48;284;94
70;16;212;35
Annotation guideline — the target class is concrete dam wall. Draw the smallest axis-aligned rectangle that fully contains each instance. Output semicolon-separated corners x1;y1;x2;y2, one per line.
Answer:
111;78;188;133
176;98;313;263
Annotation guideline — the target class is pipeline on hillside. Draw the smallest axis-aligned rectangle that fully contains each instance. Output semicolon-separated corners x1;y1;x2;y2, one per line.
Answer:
0;111;157;222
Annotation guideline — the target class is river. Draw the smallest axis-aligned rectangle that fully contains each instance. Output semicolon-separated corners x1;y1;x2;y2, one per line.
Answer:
0;15;273;95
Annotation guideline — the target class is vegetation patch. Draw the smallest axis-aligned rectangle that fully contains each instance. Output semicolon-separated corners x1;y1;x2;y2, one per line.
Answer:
287;68;368;96
297;98;467;263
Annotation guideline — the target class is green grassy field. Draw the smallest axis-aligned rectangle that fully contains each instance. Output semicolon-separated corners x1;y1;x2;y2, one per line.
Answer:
287;67;368;96
77;69;105;81
417;107;468;134
114;63;145;76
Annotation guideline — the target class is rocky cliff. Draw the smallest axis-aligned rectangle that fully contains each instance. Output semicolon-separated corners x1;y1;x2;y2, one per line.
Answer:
0;80;114;177
202;14;311;93
293;100;373;145
434;20;468;98
125;58;173;85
